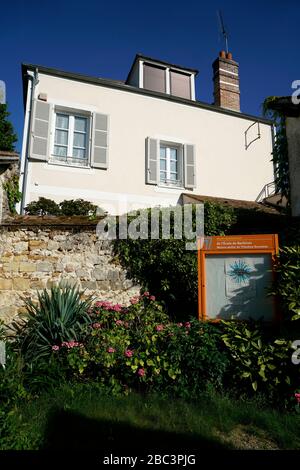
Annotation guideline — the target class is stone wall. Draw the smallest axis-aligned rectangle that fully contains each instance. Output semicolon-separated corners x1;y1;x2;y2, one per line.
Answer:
0;219;140;323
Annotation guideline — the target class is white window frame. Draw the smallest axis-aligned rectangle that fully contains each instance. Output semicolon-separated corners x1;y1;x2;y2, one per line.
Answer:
50;107;91;168
159;141;183;189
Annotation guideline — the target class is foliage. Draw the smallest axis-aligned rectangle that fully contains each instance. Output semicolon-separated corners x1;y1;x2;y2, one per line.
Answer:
12;285;93;363
114;204;236;317
272;246;300;321
25;197;99;217
24;197;61;216
263;97;290;207
221;320;296;404
2;175;22;214
48;294;229;397
0;103;17;151
59;198;98;217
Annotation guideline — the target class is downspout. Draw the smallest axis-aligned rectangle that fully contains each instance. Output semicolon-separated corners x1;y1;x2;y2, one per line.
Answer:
271;122;277;193
17;68;39;214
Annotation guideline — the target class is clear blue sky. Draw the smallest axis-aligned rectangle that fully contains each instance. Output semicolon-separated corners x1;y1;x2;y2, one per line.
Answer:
1;0;298;152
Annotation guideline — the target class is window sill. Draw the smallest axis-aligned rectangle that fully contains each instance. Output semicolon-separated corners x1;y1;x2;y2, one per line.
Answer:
48;158;91;170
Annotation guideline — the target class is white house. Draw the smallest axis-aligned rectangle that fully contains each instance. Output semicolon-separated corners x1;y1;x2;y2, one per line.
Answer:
19;52;275;215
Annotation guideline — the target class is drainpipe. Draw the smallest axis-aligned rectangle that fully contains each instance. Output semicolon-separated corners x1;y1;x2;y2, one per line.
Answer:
17;68;39;214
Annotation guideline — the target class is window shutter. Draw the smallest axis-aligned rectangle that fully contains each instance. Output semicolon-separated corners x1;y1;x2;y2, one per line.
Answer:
91;113;109;169
146;137;158;184
184;144;196;189
30;99;51;161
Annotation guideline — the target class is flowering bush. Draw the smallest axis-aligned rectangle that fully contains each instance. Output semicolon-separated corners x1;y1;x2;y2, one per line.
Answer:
49;293;228;396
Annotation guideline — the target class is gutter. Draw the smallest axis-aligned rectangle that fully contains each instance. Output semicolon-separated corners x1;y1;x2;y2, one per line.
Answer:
17;68;39;214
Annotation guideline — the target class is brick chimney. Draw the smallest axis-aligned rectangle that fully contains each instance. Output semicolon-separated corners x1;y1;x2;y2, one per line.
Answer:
213;51;240;112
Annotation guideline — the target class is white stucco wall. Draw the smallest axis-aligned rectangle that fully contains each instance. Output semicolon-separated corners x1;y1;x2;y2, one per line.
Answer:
22;72;274;215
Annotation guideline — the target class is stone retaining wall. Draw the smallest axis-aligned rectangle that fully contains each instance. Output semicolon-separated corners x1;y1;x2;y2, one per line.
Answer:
0;221;139;323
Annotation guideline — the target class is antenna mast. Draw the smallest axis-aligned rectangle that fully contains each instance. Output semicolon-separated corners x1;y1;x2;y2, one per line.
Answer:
217;10;229;54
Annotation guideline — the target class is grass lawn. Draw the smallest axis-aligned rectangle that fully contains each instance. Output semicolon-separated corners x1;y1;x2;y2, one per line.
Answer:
2;384;300;450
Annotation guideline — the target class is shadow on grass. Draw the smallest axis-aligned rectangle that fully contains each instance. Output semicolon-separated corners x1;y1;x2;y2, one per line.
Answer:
42;408;232;450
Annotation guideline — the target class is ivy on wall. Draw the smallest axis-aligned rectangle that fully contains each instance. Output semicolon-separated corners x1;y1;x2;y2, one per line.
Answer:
263;97;290;208
2;175;22;214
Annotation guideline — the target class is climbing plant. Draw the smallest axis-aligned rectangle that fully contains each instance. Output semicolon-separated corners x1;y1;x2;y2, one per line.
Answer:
2;175;22;214
263;97;290;208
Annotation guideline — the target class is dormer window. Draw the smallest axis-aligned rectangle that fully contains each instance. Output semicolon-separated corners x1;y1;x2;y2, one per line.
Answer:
126;55;197;101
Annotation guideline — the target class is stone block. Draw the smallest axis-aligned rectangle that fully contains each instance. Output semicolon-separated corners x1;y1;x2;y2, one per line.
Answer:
93;268;107;281
14;242;28;253
36;262;53;272
0;279;12;290
81;280;97;290
29;240;47;250
13;278;30;290
19;262;36;272
47;240;59;251
108;269;120;282
97;280;110;291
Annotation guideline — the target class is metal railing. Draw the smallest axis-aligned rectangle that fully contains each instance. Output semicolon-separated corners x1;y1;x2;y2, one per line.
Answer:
255;181;277;203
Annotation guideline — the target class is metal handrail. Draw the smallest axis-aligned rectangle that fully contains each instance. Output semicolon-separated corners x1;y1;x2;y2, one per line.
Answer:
255;181;277;203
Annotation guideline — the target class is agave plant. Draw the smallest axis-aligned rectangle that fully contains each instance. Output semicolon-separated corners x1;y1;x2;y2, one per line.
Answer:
14;285;93;363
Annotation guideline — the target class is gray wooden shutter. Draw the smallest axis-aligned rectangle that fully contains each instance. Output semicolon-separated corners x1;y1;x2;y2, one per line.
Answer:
30;99;51;161
91;113;109;169
146;137;158;184
184;144;196;189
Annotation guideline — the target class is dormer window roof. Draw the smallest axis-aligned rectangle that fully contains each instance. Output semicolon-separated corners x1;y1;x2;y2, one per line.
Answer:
126;54;198;101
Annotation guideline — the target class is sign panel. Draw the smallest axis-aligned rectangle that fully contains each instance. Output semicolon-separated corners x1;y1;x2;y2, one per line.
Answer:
198;234;279;322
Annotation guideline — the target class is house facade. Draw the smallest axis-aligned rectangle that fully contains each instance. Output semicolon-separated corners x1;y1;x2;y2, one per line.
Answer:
19;52;275;215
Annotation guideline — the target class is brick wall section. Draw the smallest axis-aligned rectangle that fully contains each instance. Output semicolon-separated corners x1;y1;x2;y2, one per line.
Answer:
213;51;240;112
0;222;140;323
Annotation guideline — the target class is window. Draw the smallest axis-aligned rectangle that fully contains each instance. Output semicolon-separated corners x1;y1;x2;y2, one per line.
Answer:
159;144;182;187
52;112;89;166
143;63;166;93
146;137;195;189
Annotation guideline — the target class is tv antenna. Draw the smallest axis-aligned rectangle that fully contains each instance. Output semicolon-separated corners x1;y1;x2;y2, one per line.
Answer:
217;10;229;54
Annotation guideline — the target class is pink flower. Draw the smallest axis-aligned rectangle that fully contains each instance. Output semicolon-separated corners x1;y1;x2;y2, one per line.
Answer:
52;345;60;351
115;320;123;326
130;296;139;305
295;393;300;403
61;341;81;349
124;321;129;328
177;323;183;327
143;292;150;297
156;324;164;332
113;304;122;312
184;322;191;329
107;347;116;353
92;322;102;329
150;295;156;301
137;368;145;377
124;349;133;358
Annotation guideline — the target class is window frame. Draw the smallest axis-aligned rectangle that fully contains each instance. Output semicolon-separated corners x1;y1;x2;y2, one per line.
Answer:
50;107;91;168
158;141;184;189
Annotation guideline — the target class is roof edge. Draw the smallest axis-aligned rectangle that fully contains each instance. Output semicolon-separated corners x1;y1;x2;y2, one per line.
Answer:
21;62;273;125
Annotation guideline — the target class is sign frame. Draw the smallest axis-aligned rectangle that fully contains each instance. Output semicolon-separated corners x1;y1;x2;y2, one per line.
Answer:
197;234;279;322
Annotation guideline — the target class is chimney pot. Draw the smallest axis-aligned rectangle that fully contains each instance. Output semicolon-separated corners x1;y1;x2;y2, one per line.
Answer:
226;52;232;60
219;50;226;59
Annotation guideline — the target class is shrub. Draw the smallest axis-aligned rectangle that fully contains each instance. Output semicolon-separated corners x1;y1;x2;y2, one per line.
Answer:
0;103;17;151
221;320;298;405
59;198;98;217
25;197;60;216
49;293;229;397
114;203;236;318
25;197;100;217
272;246;300;321
12;285;93;363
